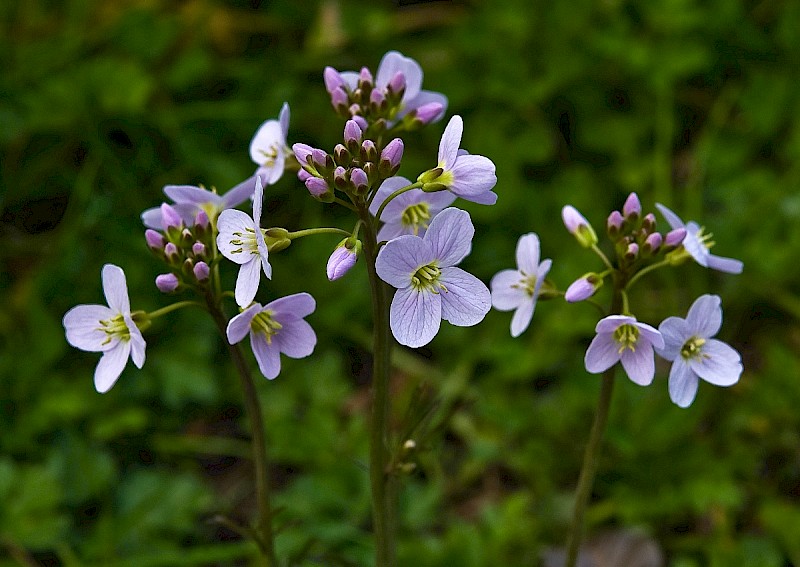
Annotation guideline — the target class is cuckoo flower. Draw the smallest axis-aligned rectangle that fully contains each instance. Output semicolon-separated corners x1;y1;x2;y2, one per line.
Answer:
656;294;743;407
369;176;456;240
141;179;257;229
226;293;317;380
585;315;664;386
418;115;497;205
490;233;552;337
217;177;271;307
250;102;291;185
63;264;146;393
655;203;743;274
375;207;491;347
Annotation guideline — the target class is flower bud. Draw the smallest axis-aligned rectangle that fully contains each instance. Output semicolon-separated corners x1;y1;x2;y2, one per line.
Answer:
164;242;179;262
334;143;351;167
358;66;373;89
387;71;406;95
298;169;312;183
624;242;639;261
311;148;329;169
327;238;361;281
155;273;179;293
379;138;404;176
664;227;687;250
160;203;183;231
265;228;292;253
333;166;348;190
193;261;210;282
350;168;369;195
180;228;194;245
642;213;656;234
192;242;206;257
412;102;444;125
607;210;624;239
370;88;386;109
565;274;602;302
361;140;378;163
344;119;362;151
623;192;641;219
323;67;344;94
330;87;349;112
562;205;597;248
145;229;165;250
305;177;330;197
293;143;314;166
352;115;368;132
643;232;662;255
194;209;210;230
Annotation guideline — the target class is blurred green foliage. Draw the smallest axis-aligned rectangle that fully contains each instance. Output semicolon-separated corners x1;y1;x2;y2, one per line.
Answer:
2;0;800;565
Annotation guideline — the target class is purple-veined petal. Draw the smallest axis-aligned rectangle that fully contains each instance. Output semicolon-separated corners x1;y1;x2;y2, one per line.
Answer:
689;339;742;386
250;333;281;380
390;286;441;348
423;207;473;267
516;233;541;275
164;185;222;207
668;360;699;408
227;303;262;344
267;292;316;321
102;264;130;314
438;115;463;169
375;236;434;288
235;259;261;308
595;315;634;334
94;342;130;393
274;318;316;359
222;176;258;209
655;203;686;230
510;298;535;338
279;102;290;137
438;266;491;327
635;321;664;350
490;269;525;311
63;304;116;352
376;222;407;242
685;294;722;338
126;315;146;369
449;155;497;197
620;344;656;386
656;316;689;360
377;51;423;100
585;333;621;374
706;253;744;274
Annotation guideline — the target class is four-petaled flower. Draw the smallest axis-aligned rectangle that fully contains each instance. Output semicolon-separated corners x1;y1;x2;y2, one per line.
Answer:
217;177;272;307
585;315;664;386
141;180;257;229
376;207;491;348
419;115;497;205
369;176;455;241
490;233;552;337
226;293;317;380
656;203;743;274
63;264;146;393
656;294;743;407
250;102;291;185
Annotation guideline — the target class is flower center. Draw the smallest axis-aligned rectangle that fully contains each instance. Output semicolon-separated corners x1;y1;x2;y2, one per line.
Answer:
696;226;716;250
251;310;283;344
98;313;131;346
512;272;538;297
259;145;279;166
227;228;260;256
613;324;640;353
411;262;445;292
680;336;706;360
401;202;431;235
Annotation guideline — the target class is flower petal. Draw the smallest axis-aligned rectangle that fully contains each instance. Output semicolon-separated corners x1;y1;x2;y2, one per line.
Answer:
510;298;535;338
250;333;281;379
438;115;463;169
102;264;130;314
656;316;689;360
439;267;491;327
490;270;525;311
516;233;541;275
685;294;722;338
164;185;221;207
267;292;316;320
235;259;261;308
376;222;407;242
141;207;163;230
401;90;447;121
690;339;742;386
634;321;664;350
377;51;423;100
423;207;473;266
706;253;744;274
217;209;256;264
227;303;262;344
369;176;414;217
375;235;434;288
94;342;130;393
668;359;699;408
249;119;284;165
595;315;634;334
126;316;146;369
252;177;264;225
390;286;441;348
279;102;290;137
274;318;316;359
63;304;115;352
655;203;686;230
460;190;498;205
449;155;497;197
620;343;655;386
585;333;621;374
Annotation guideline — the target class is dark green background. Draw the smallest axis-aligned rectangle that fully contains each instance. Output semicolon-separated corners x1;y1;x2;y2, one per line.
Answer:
2;1;799;565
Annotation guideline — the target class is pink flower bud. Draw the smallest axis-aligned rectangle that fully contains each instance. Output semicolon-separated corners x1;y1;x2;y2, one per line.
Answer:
330;87;348;109
164;242;179;261
565;275;599;302
155;273;179;293
305;177;329;197
665;227;687;248
607;210;624;237
344;119;362;146
623;192;641;218
350;168;369;194
562;205;597;247
388;71;406;94
323;67;344;94
193;261;210;281
292;143;314;165
380;138;404;174
194;210;210;229
160;203;182;231
326;239;361;280
192;242;206;256
145;229;164;250
643;232;662;254
359;66;373;86
414;102;444;125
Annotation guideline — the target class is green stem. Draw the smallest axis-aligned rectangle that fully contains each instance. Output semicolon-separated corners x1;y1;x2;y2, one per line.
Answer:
564;288;622;567
358;206;396;567
147;300;201;320
625;258;670;291
206;298;277;567
287;227;352;239
372;182;423;220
